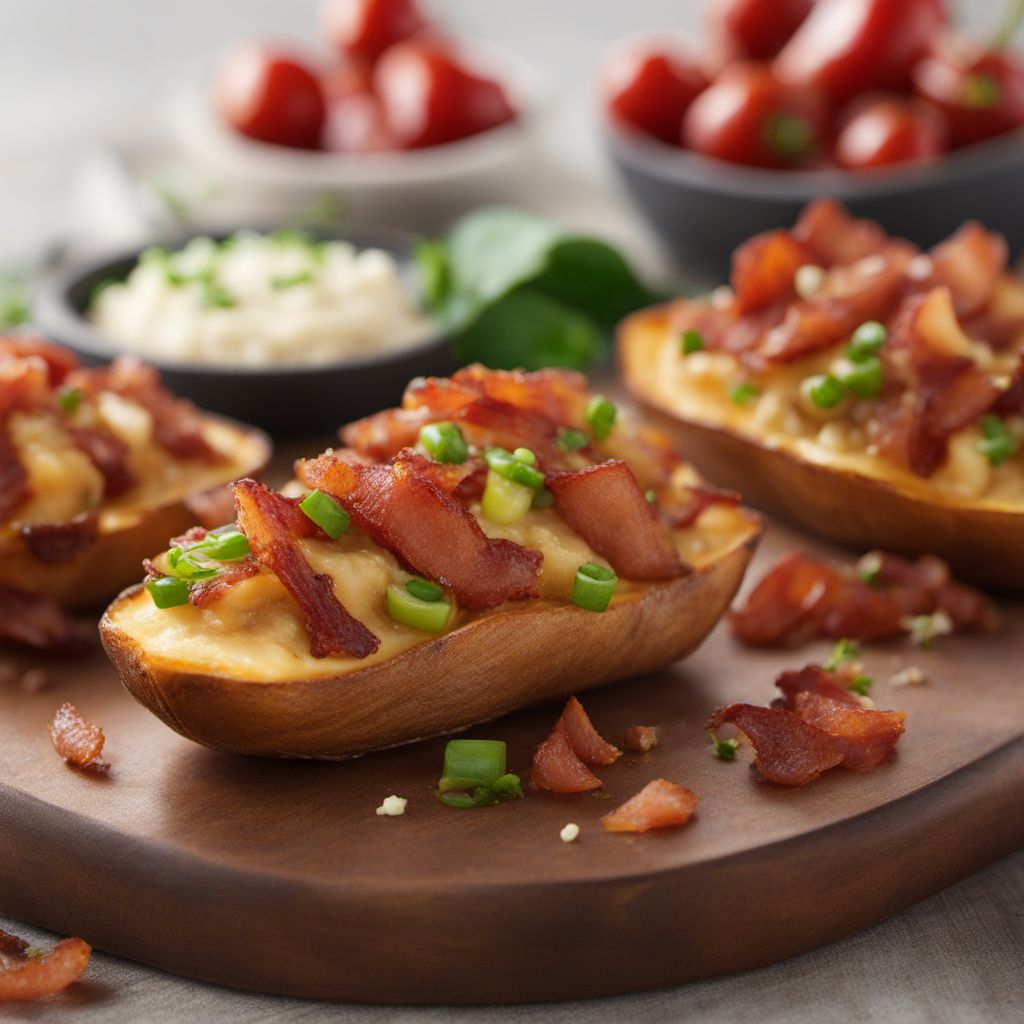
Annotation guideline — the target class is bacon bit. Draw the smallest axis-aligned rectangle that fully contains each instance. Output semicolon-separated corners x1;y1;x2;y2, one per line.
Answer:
730;229;808;314
708;703;845;785
0;927;91;1002
601;779;698;833
450;365;590;425
775;665;862;708
188;558;261;608
0;586;90;654
925;222;1007;318
298;450;541;611
787;691;905;771
234;478;380;659
656;482;741;529
67;425;135;498
530;723;603;793
0;420;29;522
184;484;238;530
20;513;99;564
50;703;108;771
409;455;488;504
0;337;80;385
547;461;686;581
623;725;658;752
558;696;621;766
791;199;889;268
340;406;431;462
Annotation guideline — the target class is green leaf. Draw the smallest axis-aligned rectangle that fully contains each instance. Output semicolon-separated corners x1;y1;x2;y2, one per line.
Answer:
414;239;451;308
451;288;598;371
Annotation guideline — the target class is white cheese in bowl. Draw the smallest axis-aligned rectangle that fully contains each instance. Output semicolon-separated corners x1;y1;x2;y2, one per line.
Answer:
90;232;436;368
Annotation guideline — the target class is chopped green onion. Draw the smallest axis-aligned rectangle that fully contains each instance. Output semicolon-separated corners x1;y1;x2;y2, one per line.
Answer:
269;227;316;247
490;773;524;799
848;321;888;363
481;470;534;525
484;447;544;489
557;427;589;452
165;547;220;583
437;740;523;808
977;415;1019;466
681;329;704;355
802;374;845;410
147;576;189;609
419;422;469;464
572;562;617;613
849;674;873;697
585;395;617;442
836;356;883;399
437;792;479;809
57;386;82;415
299;490;349;539
825;638;860;672
201;282;237;308
405;577;443;602
532;485;555;509
386;583;451;633
194;527;250;562
708;731;738;760
905;611;953;648
730;381;761;406
645;489;657;503
857;551;883;586
271;269;315;289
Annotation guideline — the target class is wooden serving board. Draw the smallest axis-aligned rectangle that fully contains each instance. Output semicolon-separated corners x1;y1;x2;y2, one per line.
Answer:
0;522;1021;1005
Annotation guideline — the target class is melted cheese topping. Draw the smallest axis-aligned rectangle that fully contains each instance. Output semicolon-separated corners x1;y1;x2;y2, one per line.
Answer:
112;503;754;683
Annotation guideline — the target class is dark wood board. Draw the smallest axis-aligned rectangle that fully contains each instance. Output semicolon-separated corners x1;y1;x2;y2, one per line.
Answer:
0;519;1022;1005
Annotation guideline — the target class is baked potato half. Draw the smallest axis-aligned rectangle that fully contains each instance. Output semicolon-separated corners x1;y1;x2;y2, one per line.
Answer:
0;338;270;612
101;365;761;759
619;201;1024;589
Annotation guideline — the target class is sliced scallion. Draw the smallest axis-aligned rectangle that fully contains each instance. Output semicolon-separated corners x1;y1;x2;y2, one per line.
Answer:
271;269;315;289
557;427;589;452
681;329;704;355
481;470;534;526
708;731;738;760
836;356;883;399
386;583;451;633
730;381;761;406
299;489;350;539
848;321;888;363
146;576;189;609
405;577;443;602
484;447;544;489
802;374;845;410
585;394;617;441
57;386;82;415
977;415;1019;466
437;741;523;809
419;422;468;464
572;562;617;612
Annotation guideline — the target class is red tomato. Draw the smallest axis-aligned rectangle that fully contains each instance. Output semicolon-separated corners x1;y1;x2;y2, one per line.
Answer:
834;95;947;169
774;0;948;104
604;48;707;144
681;62;827;169
323;92;394;152
374;39;516;148
913;34;1024;147
216;44;326;149
707;0;813;62
319;0;424;65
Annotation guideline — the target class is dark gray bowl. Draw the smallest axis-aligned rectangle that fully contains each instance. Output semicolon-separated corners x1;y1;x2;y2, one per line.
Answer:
606;124;1024;286
33;227;454;437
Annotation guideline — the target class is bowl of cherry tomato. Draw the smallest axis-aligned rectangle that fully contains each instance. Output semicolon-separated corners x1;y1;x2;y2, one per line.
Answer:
172;0;537;218
602;0;1024;279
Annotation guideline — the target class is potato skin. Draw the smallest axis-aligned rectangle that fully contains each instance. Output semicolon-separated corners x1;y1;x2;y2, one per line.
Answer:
0;419;271;611
100;523;760;760
619;307;1024;590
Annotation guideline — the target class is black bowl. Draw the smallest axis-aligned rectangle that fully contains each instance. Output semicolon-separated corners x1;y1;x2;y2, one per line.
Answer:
33;227;455;437
606;124;1024;285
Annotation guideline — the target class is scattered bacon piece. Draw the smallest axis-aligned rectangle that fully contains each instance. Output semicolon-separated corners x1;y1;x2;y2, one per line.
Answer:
0;927;91;1002
0;586;90;653
0;336;79;385
623;725;658;752
530;723;602;793
234;479;380;659
656;482;741;529
450;365;590;425
775;665;862;708
558;696;621;766
708;703;845;785
67;425;134;498
788;691;905;771
20;514;99;563
791;199;889;268
341;406;431;462
925;222;1007;319
731;229;807;315
298;450;541;611
50;703;108;770
547;461;686;581
602;779;698;833
0;421;29;522
188;558;261;608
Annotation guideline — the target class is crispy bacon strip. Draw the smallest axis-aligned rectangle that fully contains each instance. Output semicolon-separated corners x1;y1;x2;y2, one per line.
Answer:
341;406;433;462
788;691;905;771
0;336;79;385
602;779;698;833
775;665;862;708
730;229;808;314
50;703;107;770
530;722;602;793
0;421;29;522
234;479;379;659
189;559;261;608
67;425;135;498
791;199;889;267
708;703;845;785
20;513;99;564
0;586;89;653
298;450;542;611
557;696;621;766
0;928;91;1002
623;725;659;752
925;222;1007;318
547;461;685;581
656;482;741;529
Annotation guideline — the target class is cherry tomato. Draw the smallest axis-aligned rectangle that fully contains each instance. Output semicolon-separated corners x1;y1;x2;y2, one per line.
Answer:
834;95;947;169
216;44;326;149
323;91;394;152
681;62;827;169
374;39;516;148
913;34;1024;147
319;0;424;65
774;0;948;104
707;0;813;62
604;48;707;144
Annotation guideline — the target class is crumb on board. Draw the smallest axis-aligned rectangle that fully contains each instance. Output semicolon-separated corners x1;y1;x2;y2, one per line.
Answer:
891;666;927;687
560;823;580;843
375;795;408;817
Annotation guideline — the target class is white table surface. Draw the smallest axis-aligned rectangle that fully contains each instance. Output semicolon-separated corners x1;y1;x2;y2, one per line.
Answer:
0;1;1020;1020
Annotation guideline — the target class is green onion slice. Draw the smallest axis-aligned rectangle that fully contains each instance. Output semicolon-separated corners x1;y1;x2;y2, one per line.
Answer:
850;674;873;696
848;321;888;362
836;356;883;399
802;374;845;410
484;447;544;489
299;489;350;539
708;731;739;760
557;427;589;452
405;577;443;602
572;562;617;613
194;527;250;562
57;386;82;415
824;638;859;671
586;395;618;441
481;470;535;526
386;583;451;633
730;381;761;405
439;739;507;791
681;329;705;355
978;415;1019;466
147;576;190;609
419;422;469;464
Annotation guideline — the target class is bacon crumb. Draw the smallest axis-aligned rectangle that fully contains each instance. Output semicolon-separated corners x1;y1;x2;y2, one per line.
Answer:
0;927;91;1002
623;726;659;752
531;697;622;792
50;703;108;771
602;779;698;833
